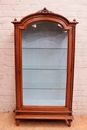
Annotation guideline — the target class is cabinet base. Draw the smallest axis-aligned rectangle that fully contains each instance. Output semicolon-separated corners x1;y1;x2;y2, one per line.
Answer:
15;114;73;126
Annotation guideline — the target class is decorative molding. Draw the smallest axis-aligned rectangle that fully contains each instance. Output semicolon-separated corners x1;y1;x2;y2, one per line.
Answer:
37;7;53;14
16;112;70;115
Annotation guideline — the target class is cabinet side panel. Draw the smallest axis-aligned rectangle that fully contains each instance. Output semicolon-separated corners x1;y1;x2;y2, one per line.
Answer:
15;26;22;109
70;25;76;112
66;28;73;110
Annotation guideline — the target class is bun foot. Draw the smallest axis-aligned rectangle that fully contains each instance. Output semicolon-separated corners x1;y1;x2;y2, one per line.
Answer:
15;119;20;126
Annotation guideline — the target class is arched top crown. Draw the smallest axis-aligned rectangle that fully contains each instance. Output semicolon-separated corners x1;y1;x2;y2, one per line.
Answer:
12;7;78;28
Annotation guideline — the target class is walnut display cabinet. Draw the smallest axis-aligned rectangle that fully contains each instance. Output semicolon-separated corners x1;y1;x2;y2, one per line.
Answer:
12;8;78;126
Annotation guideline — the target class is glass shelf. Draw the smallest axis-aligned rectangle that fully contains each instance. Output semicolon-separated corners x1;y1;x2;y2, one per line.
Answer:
22;68;66;70
23;82;66;89
22;48;67;49
23;88;66;90
22;65;67;70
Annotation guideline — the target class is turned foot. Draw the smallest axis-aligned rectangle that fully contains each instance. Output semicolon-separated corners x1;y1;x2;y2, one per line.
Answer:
15;119;20;126
67;120;72;127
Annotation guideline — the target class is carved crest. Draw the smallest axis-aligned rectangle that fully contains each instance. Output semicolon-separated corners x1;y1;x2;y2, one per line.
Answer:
37;7;53;14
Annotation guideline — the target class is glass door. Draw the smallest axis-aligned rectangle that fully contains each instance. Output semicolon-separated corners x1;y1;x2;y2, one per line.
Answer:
22;21;68;106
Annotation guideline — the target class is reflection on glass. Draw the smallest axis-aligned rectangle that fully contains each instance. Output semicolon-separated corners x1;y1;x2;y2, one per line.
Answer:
22;21;68;106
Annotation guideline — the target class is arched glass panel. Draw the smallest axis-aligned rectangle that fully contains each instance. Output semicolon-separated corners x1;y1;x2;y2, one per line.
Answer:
22;21;68;106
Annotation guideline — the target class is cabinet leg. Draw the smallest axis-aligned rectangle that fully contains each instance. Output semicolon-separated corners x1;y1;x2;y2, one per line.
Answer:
15;119;20;126
67;120;72;127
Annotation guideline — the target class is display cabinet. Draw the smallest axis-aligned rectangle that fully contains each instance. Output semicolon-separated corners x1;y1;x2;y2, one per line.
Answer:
12;8;78;126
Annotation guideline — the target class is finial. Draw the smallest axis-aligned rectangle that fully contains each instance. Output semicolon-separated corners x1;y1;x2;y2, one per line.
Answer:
73;19;76;22
42;7;48;13
43;7;47;10
14;18;17;22
37;7;53;14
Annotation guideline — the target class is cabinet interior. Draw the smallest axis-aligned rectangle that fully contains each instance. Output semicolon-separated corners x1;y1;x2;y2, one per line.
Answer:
22;21;68;106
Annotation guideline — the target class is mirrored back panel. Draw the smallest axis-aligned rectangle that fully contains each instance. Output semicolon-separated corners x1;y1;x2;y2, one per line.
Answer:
22;21;68;106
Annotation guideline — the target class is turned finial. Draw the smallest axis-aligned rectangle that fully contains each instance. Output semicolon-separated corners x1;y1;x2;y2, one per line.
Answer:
42;7;48;13
43;7;47;10
14;18;17;22
37;7;53;14
73;19;76;22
